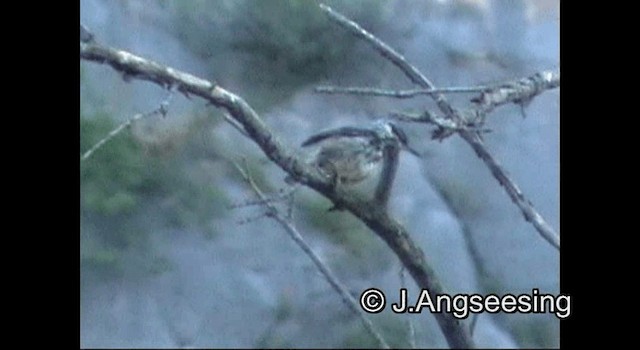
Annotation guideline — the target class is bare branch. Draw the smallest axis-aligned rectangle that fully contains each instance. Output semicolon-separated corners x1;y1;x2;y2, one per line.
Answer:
461;133;561;249
472;69;560;115
80;24;95;43
235;211;270;226
221;110;250;137
315;69;559;122
319;3;559;252
315;85;491;98
233;162;390;349
81;35;459;348
390;111;492;140
318;3;456;117
81;91;173;161
389;111;459;132
228;187;296;209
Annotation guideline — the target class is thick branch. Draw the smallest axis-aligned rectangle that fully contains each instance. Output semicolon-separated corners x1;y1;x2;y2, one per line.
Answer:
319;3;559;252
80;33;469;348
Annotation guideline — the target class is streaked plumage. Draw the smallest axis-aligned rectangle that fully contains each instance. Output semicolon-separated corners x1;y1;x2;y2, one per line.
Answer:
299;121;417;186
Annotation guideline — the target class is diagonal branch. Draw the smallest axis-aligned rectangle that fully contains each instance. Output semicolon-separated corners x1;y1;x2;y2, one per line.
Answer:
319;3;560;251
81;28;472;349
234;162;390;349
317;4;456;117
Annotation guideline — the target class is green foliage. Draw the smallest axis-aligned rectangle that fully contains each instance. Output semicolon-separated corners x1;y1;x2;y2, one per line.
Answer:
342;314;414;348
171;0;387;109
510;318;559;348
297;195;392;276
81;217;152;281
80;112;228;279
81;246;124;278
147;256;173;276
300;196;368;246
80;113;152;216
230;0;386;104
254;294;294;348
230;0;350;75
225;156;275;195
163;179;228;233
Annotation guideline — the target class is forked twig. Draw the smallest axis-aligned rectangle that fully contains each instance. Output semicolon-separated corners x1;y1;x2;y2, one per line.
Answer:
233;161;390;349
81;91;173;161
81;24;473;349
319;3;559;251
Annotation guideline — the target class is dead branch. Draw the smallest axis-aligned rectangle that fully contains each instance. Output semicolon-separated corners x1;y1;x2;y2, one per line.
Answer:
81;25;471;349
314;85;490;98
234;161;390;349
472;70;560;115
81;91;173;161
318;3;560;252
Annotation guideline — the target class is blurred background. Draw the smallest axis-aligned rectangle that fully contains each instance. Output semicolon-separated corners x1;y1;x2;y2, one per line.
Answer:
80;0;559;348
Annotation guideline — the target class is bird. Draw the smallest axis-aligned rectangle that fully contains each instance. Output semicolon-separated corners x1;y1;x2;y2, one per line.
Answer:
297;121;419;188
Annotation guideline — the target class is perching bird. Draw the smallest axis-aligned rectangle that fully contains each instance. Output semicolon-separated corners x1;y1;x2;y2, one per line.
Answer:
297;121;419;189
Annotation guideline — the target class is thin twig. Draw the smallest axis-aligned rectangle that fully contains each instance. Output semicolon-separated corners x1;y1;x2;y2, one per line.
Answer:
228;187;296;209
318;4;456;117
221;110;249;137
80;24;95;43
233;161;390;349
80;91;173;161
285;189;296;220
389;111;492;141
399;268;416;349
319;3;559;251
235;211;269;225
315;85;492;98
315;73;559;110
389;111;457;130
